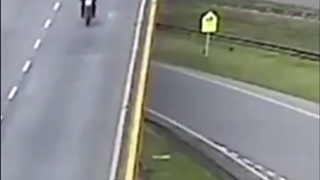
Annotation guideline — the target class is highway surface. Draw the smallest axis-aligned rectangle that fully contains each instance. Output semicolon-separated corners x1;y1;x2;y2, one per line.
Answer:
1;0;54;112
1;0;147;180
147;63;320;180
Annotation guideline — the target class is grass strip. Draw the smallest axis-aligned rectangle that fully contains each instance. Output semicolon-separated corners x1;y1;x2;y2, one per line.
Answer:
158;0;319;51
142;125;222;180
153;30;319;102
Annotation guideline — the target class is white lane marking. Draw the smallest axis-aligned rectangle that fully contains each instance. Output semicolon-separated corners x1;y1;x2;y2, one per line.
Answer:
157;64;319;119
2;1;62;124
225;149;239;157
33;39;42;50
8;86;18;101
229;152;239;159
107;0;147;179
217;146;229;154
53;2;61;11
44;19;52;29
255;164;264;171
243;158;254;165
266;171;276;177
22;60;32;73
147;108;272;180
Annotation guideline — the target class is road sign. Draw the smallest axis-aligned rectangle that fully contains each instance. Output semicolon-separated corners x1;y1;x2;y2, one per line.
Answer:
200;11;219;33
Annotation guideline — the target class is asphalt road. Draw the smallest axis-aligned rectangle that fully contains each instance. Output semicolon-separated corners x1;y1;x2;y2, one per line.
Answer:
1;0;145;180
1;0;58;112
147;63;320;180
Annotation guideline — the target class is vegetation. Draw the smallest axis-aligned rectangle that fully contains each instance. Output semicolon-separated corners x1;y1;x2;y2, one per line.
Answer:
153;31;319;102
158;0;320;51
142;125;222;180
152;0;319;102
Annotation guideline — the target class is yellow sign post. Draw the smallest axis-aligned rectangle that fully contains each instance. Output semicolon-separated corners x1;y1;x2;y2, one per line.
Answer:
200;10;219;57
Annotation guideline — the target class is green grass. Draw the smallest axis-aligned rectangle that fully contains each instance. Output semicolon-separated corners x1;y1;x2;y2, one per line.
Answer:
158;0;320;51
142;126;220;180
153;31;320;103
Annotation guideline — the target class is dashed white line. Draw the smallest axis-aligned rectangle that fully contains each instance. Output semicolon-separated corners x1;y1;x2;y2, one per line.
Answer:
243;158;254;165
2;1;62;124
147;109;272;180
219;146;229;154
53;2;61;11
229;152;239;159
254;164;264;171
44;19;52;29
33;39;42;50
22;60;32;73
266;171;276;177
8;86;18;101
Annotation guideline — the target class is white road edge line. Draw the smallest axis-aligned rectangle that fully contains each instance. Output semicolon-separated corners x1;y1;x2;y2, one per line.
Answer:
147;108;273;180
107;0;147;179
1;115;3;122
53;2;61;11
33;39;42;50
157;63;319;119
8;86;19;101
22;60;32;73
44;19;52;29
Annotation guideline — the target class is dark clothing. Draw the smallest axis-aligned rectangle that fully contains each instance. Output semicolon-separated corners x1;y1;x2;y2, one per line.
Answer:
80;0;96;18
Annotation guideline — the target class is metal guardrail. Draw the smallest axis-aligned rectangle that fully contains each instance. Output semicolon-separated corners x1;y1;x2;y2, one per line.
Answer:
156;23;320;61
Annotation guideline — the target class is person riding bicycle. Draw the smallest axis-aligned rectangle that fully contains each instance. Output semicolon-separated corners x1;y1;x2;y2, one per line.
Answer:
80;0;96;18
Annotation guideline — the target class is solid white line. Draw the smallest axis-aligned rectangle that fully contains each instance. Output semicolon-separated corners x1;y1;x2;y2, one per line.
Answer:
8;86;18;101
157;63;319;119
1;115;3;122
53;2;61;11
147;108;272;180
22;60;32;73
107;0;147;179
44;19;52;29
33;39;42;50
